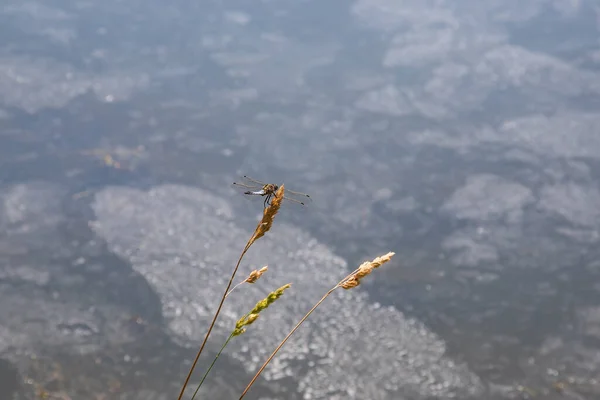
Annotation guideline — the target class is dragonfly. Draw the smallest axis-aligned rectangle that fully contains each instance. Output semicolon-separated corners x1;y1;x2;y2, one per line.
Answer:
232;176;312;208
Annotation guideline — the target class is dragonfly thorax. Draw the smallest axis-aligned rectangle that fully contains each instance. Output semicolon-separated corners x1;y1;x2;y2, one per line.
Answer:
263;183;278;194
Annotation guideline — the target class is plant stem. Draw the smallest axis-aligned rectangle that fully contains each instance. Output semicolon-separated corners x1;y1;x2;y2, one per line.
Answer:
225;280;245;299
177;241;253;400
191;333;235;400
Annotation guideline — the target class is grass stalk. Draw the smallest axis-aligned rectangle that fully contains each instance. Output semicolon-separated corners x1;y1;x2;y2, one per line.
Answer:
190;333;234;400
238;252;395;399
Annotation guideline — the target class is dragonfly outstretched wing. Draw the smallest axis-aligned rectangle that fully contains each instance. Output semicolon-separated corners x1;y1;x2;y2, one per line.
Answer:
232;181;261;192
231;180;265;202
280;187;312;205
239;175;268;186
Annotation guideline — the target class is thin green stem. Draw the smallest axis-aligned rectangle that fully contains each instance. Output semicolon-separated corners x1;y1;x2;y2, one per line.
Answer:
191;333;235;400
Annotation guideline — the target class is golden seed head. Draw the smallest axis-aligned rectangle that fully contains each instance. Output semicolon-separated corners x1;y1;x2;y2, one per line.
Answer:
371;252;395;268
342;252;395;290
341;276;360;290
251;185;284;243
246;266;268;284
355;262;373;279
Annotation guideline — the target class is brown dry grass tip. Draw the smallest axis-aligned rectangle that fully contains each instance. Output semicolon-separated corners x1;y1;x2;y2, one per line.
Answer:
246;266;268;284
233;283;292;337
249;185;284;246
225;266;269;298
340;252;395;290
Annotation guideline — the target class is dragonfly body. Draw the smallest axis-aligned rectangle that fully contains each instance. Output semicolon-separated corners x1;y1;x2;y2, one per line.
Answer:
232;176;311;208
242;183;279;207
246;190;267;196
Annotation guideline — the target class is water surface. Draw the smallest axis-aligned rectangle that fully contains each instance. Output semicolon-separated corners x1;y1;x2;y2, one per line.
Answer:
1;0;600;399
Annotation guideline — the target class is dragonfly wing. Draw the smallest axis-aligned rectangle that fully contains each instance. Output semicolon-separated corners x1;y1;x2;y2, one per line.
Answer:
231;181;267;204
241;175;268;186
282;196;308;206
282;189;312;205
232;181;262;190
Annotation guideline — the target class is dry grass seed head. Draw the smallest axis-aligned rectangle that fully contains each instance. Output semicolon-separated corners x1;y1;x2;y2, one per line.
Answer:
341;252;395;290
246;266;268;284
250;185;284;244
340;276;360;289
355;261;373;280
371;252;395;267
